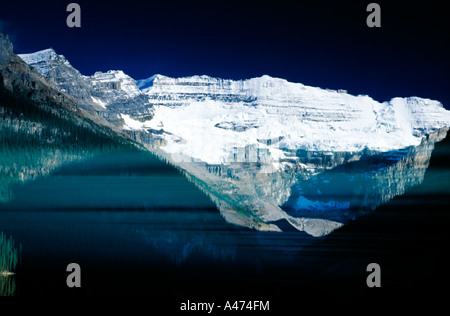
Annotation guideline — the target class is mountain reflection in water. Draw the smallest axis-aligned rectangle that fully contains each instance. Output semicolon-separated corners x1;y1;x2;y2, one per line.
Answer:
165;128;448;235
0;129;449;296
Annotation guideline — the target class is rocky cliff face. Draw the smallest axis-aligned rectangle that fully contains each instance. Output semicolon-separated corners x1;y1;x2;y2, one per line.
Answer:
18;49;154;129
1;35;76;109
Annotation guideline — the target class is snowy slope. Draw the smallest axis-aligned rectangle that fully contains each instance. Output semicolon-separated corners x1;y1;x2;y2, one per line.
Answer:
129;74;450;165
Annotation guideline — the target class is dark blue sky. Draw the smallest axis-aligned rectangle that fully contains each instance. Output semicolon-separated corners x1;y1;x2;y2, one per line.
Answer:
1;0;449;107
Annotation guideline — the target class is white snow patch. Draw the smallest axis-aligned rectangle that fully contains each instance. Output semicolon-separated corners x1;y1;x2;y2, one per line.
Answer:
120;114;146;131
91;96;107;109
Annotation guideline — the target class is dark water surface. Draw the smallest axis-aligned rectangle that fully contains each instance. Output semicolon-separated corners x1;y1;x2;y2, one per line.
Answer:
1;138;449;300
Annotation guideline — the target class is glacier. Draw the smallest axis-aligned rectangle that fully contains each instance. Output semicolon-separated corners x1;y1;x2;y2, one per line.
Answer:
132;74;450;165
17;47;450;236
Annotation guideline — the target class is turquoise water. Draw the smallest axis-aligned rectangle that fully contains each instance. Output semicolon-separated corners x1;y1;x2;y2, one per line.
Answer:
1;138;450;298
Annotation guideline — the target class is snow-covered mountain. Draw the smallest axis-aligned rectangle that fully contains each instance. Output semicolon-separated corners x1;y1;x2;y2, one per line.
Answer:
17;46;450;235
18;49;154;126
19;48;450;165
132;74;450;166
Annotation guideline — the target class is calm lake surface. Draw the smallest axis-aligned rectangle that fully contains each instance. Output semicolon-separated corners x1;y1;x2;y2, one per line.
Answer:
1;137;450;299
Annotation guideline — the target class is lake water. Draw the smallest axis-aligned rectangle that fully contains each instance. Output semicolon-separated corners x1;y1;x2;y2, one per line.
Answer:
1;136;449;301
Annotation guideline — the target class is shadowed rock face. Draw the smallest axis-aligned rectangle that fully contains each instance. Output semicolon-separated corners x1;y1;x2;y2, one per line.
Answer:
1;34;76;109
17;47;158;148
0;34;132;139
18;49;154;127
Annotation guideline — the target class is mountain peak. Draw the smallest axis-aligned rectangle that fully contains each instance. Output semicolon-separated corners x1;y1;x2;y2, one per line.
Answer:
18;48;59;64
258;74;276;80
136;74;166;91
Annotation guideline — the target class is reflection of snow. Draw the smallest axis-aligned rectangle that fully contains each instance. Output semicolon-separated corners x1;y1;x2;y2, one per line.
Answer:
285;216;343;237
294;195;350;212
